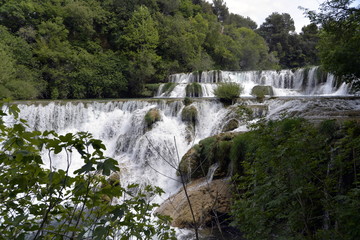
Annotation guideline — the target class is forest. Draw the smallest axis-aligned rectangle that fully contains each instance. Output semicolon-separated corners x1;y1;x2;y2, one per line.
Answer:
0;0;331;100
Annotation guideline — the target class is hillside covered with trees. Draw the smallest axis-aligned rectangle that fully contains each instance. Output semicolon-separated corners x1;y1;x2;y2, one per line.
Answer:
0;0;322;100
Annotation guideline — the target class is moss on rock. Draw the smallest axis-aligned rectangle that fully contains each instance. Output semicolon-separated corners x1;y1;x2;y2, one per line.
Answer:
186;82;202;97
178;132;239;181
161;82;177;96
181;105;198;126
144;108;161;128
222;119;239;132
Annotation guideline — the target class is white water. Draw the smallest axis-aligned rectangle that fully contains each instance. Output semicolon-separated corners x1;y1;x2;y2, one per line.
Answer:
14;97;360;198
156;67;351;98
13;100;238;202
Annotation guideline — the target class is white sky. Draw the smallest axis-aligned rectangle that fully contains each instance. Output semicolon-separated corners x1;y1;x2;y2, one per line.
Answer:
207;0;360;32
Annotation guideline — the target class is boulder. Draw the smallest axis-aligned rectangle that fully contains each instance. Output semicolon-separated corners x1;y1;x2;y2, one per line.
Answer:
178;132;239;180
181;105;198;126
222;119;239;132
156;178;232;228
144;108;161;128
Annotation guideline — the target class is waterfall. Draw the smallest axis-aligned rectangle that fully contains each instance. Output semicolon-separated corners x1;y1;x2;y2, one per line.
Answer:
206;162;219;182
12;100;234;202
155;67;351;98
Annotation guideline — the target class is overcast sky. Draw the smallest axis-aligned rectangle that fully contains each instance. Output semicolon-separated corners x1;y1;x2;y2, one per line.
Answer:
208;0;360;32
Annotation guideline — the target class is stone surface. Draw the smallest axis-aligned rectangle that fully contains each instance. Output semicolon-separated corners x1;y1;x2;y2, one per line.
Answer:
156;178;232;228
145;108;161;128
222;119;239;132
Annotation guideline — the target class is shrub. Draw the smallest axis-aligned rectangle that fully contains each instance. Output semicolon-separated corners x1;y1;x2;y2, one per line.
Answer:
231;119;360;240
213;82;243;104
250;85;274;101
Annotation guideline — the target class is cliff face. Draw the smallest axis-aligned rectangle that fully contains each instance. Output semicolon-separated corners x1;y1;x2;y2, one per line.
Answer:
155;178;232;229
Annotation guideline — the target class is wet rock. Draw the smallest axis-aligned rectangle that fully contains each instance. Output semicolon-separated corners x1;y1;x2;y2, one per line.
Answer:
222;119;239;132
181;105;198;126
144;108;161;128
178;133;239;180
156;178;232;228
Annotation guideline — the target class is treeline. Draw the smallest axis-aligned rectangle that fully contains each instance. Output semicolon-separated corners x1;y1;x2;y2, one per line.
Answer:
0;0;319;99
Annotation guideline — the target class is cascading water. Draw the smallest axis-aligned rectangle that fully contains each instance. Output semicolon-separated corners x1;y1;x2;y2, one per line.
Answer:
12;100;237;202
156;67;351;98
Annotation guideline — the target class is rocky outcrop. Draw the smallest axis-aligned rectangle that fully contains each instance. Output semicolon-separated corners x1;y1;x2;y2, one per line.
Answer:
144;108;161;128
222;119;239;132
181;105;198;125
178;132;239;180
156;178;232;228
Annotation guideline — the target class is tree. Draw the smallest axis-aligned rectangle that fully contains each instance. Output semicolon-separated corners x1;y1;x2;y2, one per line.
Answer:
121;6;161;95
212;0;229;22
299;23;320;65
0;103;175;239
258;12;300;68
304;0;360;84
226;13;257;30
0;25;42;99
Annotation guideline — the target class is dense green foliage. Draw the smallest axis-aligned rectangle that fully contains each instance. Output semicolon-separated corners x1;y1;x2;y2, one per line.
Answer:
0;103;175;239
213;82;243;104
305;0;360;85
258;13;320;68
0;0;322;100
230;119;360;240
1;0;357;99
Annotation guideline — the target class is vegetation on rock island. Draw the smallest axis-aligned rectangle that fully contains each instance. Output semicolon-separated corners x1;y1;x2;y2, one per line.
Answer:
2;0;357;100
213;82;243;104
0;103;175;239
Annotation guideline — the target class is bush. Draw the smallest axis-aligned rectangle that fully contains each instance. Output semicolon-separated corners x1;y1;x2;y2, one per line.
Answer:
250;85;274;102
0;85;12;99
213;82;243;104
